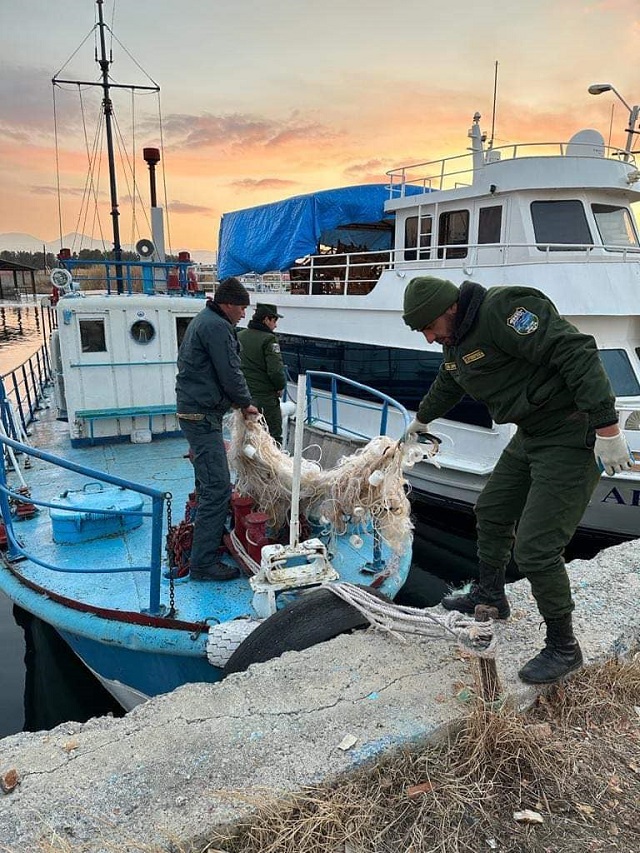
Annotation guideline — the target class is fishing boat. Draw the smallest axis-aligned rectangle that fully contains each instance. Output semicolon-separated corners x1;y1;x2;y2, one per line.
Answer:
217;91;640;546
0;1;416;712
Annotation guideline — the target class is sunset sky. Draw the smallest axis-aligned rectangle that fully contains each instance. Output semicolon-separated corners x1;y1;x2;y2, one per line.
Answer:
0;0;638;255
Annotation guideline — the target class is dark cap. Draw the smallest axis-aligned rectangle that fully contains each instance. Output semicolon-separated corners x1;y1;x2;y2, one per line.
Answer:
402;276;459;330
213;277;250;306
254;303;283;320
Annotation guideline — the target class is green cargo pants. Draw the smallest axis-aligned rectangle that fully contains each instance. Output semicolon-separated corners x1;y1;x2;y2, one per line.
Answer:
252;392;282;446
474;412;601;620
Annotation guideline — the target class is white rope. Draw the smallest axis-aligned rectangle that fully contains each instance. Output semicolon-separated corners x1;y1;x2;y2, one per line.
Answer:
228;528;261;575
324;582;497;659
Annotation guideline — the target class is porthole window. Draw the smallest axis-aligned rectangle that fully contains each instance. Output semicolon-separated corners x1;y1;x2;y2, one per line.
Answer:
130;319;155;344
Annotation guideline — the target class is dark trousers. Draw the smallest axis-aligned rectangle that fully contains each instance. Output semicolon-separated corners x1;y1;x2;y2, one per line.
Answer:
474;414;601;620
178;414;230;571
253;393;282;445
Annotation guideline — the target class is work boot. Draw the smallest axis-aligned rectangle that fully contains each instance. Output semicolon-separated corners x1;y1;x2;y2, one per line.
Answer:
190;561;239;581
518;614;583;684
440;561;510;619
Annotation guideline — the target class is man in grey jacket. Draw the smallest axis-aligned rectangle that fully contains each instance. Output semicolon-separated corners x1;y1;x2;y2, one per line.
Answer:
176;277;258;580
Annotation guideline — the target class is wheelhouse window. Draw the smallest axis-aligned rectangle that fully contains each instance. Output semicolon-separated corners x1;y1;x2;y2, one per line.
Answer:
404;214;433;261
437;210;469;259
175;316;193;349
531;200;592;251
601;349;640;396
592;204;639;251
79;319;106;353
130;320;155;344
478;205;502;244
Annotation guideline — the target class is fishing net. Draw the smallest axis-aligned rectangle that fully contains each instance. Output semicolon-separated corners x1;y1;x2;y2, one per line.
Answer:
227;412;437;554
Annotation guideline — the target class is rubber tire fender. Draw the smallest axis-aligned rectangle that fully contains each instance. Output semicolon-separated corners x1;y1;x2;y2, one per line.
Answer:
223;585;388;675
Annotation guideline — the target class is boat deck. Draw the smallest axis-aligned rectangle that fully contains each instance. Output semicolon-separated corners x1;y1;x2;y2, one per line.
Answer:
3;391;406;626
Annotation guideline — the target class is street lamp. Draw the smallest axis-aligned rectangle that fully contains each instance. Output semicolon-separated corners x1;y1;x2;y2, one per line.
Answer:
588;83;639;161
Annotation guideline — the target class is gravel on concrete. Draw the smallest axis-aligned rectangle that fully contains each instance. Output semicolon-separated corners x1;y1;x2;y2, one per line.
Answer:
0;538;638;853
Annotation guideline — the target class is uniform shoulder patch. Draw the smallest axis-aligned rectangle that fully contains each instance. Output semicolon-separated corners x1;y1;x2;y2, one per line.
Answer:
270;342;281;353
507;307;539;335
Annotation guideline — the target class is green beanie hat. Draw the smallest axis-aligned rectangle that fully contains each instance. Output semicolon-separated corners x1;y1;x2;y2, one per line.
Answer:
402;276;459;330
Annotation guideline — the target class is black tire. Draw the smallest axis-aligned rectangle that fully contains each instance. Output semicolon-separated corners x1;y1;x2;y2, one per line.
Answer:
223;586;388;675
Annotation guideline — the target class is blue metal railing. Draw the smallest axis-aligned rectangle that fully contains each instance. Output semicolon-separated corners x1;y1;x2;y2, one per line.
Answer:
0;429;167;616
59;258;206;297
1;342;52;438
303;371;411;439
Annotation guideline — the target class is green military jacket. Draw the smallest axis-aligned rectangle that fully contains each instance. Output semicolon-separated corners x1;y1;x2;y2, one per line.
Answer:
417;282;617;434
237;320;287;397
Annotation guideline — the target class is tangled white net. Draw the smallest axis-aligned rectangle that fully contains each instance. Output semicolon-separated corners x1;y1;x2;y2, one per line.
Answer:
227;412;436;554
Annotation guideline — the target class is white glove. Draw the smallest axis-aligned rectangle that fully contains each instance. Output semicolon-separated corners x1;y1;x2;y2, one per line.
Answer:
594;431;634;476
404;418;432;437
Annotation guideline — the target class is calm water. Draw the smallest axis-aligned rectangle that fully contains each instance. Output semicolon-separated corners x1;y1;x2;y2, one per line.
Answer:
0;305;615;739
0;302;48;375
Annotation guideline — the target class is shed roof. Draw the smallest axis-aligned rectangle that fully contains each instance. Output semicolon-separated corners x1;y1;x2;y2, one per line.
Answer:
0;259;38;272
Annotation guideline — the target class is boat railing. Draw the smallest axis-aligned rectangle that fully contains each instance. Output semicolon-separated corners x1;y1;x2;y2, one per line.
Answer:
386;140;634;196
0;429;167;616
1;343;52;438
394;240;640;269
58;258;207;298
247;238;640;297
302;371;411;440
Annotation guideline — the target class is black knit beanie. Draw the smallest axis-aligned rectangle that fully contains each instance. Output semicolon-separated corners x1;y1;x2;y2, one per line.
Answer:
213;277;250;305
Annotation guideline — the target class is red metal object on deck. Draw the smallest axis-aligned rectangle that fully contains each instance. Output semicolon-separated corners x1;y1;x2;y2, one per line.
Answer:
231;492;254;549
244;511;269;565
14;487;37;520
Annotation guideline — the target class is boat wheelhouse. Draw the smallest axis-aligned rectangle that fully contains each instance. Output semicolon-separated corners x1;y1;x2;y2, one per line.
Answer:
217;107;640;542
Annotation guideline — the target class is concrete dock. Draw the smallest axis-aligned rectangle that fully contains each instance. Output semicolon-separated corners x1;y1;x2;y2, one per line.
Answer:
0;539;638;853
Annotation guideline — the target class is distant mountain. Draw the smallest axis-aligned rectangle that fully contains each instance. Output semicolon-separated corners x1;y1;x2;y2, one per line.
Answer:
0;232;114;254
0;233;217;264
0;233;46;252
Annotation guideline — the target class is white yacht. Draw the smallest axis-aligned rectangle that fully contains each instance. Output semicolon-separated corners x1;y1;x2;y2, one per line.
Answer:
217;89;640;544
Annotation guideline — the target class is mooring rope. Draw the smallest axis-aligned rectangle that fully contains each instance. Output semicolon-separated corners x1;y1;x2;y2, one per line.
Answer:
324;582;497;659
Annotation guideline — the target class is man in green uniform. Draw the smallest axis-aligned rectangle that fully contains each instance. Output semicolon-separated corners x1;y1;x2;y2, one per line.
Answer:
402;276;633;684
238;303;287;445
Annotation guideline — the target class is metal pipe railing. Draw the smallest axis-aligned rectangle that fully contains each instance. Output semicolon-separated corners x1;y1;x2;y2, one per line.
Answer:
2;343;52;435
0;428;167;615
303;371;411;439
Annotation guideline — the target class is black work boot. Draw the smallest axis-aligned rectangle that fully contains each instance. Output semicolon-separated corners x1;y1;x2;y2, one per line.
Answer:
440;561;510;619
518;614;583;684
190;561;239;581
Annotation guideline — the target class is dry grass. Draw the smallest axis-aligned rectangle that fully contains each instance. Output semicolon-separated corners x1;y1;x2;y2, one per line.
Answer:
207;656;640;853
14;656;640;853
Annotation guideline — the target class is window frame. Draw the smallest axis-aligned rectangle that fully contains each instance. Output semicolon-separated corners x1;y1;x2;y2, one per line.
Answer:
437;209;470;259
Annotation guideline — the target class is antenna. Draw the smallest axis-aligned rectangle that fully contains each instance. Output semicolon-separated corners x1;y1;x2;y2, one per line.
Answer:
488;61;499;149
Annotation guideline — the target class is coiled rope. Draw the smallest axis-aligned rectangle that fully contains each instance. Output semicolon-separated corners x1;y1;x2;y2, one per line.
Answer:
324;582;497;659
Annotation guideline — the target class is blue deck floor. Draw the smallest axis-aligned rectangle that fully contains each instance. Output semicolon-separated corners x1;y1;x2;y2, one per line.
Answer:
3;391;407;625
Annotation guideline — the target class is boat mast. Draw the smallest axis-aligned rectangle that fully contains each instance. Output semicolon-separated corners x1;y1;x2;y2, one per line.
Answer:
96;0;123;291
52;0;160;294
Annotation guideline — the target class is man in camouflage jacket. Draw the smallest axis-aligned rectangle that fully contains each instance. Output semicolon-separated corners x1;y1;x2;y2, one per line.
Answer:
402;276;633;684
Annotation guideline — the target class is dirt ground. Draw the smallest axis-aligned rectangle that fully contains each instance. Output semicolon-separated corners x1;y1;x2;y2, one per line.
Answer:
208;655;640;853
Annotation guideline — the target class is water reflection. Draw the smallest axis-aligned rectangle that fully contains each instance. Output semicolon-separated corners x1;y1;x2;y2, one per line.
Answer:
0;304;46;375
12;606;124;733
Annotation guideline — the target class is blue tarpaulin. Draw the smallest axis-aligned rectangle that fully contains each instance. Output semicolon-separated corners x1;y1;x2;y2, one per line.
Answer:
217;184;403;279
